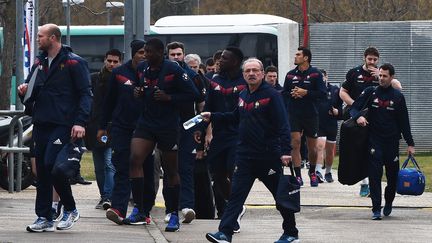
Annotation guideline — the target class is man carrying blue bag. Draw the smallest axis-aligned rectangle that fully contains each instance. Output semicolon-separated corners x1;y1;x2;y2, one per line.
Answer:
350;63;415;220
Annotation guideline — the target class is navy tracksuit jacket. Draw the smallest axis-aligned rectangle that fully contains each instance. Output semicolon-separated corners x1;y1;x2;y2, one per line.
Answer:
24;45;92;220
100;60;155;217
211;81;298;237
351;85;414;212
283;65;326;118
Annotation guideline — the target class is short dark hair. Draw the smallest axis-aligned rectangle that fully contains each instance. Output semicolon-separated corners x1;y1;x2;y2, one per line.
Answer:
105;49;122;60
298;46;312;63
225;46;244;63
166;41;185;53
213;50;223;61
205;58;215;66
379;63;395;76
364;47;380;58
146;38;165;52
265;65;278;74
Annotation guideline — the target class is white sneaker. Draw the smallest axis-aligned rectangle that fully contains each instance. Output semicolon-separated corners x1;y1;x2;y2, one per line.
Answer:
233;205;247;233
181;208;196;224
26;217;55;232
57;209;80;230
164;213;171;223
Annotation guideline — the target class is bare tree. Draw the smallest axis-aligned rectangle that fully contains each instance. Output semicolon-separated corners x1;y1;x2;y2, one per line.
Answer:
0;0;16;110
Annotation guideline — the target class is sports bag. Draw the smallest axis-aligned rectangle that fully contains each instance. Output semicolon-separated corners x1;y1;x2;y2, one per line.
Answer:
397;155;425;196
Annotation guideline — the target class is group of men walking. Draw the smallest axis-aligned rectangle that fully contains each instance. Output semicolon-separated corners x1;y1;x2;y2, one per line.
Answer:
18;23;415;243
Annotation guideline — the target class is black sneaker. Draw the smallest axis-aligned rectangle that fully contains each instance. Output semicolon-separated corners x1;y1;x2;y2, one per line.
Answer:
324;172;334;183
95;198;104;209
383;203;392;216
102;199;112;210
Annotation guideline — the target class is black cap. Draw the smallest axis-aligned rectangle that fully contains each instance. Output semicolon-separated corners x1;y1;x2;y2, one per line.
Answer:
130;39;146;57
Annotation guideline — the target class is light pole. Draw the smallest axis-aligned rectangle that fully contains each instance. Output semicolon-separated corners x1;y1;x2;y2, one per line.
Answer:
106;1;125;25
62;0;85;46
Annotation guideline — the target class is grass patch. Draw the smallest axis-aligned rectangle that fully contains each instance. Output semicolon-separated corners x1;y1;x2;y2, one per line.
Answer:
80;152;96;181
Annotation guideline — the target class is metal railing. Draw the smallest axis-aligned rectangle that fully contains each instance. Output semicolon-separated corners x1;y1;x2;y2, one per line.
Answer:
0;110;30;193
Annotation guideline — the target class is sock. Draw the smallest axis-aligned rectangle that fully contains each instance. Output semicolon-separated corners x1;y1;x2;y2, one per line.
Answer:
325;166;332;174
315;165;323;174
309;164;316;174
165;184;180;214
130;177;145;212
52;202;59;210
294;167;301;178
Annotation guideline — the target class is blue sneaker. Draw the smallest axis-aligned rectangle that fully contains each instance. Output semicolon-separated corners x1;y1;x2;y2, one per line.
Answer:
26;217;55;232
309;172;319;187
123;207;151;225
383;203;392;216
206;231;232;243
57;209;80;230
165;213;180;232
274;234;300;243
372;211;382;220
316;171;325;183
360;184;370;197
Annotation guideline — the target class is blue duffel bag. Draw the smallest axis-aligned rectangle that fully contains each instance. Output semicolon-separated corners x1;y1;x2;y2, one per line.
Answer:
396;155;426;196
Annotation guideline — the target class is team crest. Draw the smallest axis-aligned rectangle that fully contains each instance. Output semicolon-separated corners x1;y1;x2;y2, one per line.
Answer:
182;73;189;81
254;101;260;108
239;99;244;107
233;86;238;93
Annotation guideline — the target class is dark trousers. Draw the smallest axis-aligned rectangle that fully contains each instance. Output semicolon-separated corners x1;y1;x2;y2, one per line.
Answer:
368;138;400;212
178;127;197;210
207;144;237;217
219;158;298;238
33;124;76;220
110;128;155;217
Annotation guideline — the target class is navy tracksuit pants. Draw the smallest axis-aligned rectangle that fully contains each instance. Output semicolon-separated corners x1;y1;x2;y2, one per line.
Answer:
178;127;198;210
110;127;155;217
33;124;77;220
218;157;298;238
368;137;400;213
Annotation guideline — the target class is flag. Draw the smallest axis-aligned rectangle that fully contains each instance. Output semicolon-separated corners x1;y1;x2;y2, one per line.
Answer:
24;0;36;78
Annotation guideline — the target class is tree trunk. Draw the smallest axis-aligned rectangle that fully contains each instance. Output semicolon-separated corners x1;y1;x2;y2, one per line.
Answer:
0;1;16;110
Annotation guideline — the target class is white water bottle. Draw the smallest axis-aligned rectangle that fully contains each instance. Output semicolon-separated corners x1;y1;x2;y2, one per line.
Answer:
183;114;203;130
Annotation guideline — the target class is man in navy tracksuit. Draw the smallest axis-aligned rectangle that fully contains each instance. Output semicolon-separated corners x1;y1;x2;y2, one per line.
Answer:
204;58;299;243
18;24;92;232
350;63;415;220
97;40;155;225
283;47;326;187
202;47;247;226
163;42;207;224
128;38;200;232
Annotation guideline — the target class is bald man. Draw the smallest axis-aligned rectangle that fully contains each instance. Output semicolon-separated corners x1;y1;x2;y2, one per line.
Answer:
18;23;92;232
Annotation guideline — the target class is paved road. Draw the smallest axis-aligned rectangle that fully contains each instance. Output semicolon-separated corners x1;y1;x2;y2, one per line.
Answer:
1;169;431;243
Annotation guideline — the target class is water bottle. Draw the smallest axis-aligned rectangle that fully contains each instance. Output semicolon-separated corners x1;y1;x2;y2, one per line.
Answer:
100;135;108;144
183;114;203;130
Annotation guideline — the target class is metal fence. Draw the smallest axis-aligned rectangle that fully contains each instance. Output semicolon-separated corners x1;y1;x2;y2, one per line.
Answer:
309;21;432;152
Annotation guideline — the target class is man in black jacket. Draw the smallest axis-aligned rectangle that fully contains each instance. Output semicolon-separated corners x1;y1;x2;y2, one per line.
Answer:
87;49;122;210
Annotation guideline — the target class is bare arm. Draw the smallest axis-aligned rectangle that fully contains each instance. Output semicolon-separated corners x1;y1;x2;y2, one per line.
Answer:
339;87;354;106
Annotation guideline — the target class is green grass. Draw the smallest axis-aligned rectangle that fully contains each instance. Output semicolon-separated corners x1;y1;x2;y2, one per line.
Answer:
80;152;96;181
80;151;432;192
